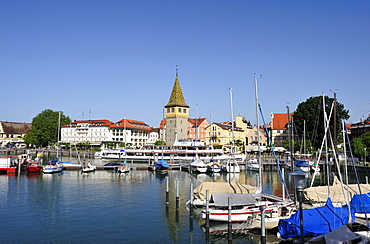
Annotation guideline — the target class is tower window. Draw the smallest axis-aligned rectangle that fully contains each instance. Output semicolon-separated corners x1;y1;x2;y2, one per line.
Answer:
167;108;170;113
171;108;174;112
178;108;181;112
183;109;186;113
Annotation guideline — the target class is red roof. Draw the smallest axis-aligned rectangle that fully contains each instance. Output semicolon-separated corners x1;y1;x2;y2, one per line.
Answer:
61;119;114;127
188;118;207;127
272;113;293;130
110;119;152;131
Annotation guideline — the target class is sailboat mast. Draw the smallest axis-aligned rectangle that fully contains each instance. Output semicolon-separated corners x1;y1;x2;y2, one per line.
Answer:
254;76;262;195
229;88;235;156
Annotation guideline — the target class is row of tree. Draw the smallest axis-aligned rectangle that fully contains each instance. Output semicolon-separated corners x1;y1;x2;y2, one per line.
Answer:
23;96;367;159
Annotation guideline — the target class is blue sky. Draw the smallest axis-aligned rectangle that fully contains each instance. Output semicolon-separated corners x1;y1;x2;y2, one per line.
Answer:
1;1;369;127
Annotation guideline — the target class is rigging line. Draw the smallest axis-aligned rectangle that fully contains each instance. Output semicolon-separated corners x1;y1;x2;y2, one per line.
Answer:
310;100;335;186
258;103;290;199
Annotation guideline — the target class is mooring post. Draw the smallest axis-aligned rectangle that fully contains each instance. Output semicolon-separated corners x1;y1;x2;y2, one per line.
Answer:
260;206;266;244
166;177;169;205
228;196;232;242
282;167;285;200
190;182;194;218
205;190;210;228
176;180;179;211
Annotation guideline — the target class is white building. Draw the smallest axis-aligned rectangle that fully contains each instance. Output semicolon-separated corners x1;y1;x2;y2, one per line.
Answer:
108;118;152;148
60;120;113;146
61;118;155;148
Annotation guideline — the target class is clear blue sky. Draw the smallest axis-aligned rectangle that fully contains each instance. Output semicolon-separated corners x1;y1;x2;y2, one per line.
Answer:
1;1;369;127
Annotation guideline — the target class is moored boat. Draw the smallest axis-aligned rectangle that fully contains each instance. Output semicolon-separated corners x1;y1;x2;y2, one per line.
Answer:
222;158;240;173
206;159;222;173
82;163;97;173
43;159;64;174
190;158;207;173
154;159;169;175
0;156;18;174
245;159;259;171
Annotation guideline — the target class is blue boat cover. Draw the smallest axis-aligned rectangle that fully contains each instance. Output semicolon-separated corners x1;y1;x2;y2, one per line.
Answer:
294;160;309;167
155;159;169;169
349;193;370;213
278;198;355;240
104;162;121;166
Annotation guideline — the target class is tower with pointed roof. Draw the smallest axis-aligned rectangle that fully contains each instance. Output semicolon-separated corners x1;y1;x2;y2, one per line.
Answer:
164;69;189;145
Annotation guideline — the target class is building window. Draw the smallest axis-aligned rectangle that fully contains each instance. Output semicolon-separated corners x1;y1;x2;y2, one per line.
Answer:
167;108;170;113
178;108;181;112
171;108;174;112
183;109;186;113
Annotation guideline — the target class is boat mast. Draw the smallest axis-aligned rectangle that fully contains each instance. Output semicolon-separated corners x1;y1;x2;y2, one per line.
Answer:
323;94;331;195
254;76;262;196
229;88;236;172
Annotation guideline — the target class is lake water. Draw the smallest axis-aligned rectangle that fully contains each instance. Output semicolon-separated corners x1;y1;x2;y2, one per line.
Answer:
1;157;366;244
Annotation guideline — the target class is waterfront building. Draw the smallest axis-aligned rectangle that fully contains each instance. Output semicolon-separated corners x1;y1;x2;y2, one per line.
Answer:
245;126;268;152
60;120;113;147
187;118;209;142
205;116;252;153
164;69;189;145
108;118;152;148
146;128;160;145
0;121;31;148
349;115;370;140
61;118;152;148
270;112;293;148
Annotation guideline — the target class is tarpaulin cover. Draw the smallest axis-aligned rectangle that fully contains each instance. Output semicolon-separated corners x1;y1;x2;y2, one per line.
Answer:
193;181;259;201
155;159;169;169
294;160;309;167
349;193;370;213
278;198;355;240
212;193;257;207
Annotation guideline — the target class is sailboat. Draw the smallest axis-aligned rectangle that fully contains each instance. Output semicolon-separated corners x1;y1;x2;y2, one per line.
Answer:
154;108;169;175
118;158;130;173
43;112;67;174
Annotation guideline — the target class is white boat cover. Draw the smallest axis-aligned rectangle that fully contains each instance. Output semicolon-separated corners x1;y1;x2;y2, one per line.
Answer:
193;181;258;201
304;176;370;204
212;193;257;207
191;159;207;167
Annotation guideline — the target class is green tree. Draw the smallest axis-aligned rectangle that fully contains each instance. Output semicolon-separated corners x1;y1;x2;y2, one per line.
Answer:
293;96;349;149
154;140;166;145
24;109;71;147
351;132;370;159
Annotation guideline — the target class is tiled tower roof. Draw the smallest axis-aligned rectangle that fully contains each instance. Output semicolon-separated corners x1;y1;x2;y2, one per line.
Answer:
165;70;189;108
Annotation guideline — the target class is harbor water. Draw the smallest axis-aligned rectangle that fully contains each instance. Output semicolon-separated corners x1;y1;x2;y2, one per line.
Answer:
1;157;367;243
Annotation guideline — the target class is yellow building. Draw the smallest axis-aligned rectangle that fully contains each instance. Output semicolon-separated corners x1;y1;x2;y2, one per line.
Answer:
206;116;252;153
